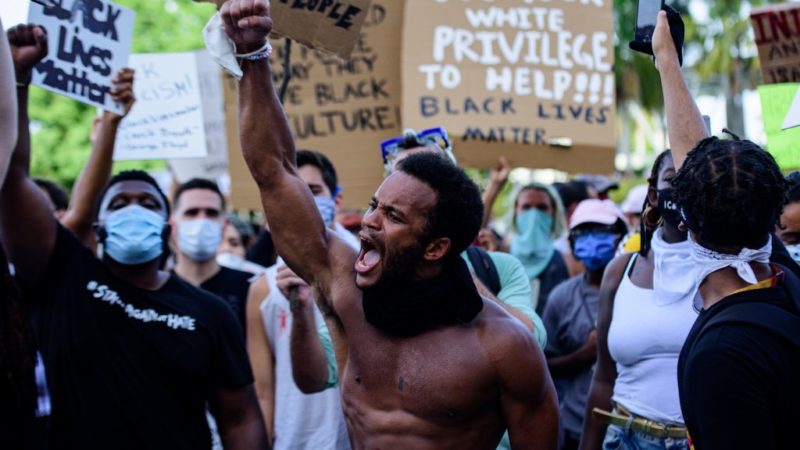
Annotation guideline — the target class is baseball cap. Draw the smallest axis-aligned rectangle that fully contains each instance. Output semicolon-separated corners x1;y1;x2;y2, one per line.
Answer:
570;199;626;230
621;185;649;214
576;174;619;196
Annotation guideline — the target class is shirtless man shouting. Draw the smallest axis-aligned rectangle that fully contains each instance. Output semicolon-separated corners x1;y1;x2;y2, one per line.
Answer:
222;1;558;448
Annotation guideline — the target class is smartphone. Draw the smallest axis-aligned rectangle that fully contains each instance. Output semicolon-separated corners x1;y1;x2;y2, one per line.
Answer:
634;0;664;45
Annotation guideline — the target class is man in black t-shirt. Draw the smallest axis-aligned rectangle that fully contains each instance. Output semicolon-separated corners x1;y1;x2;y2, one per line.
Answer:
650;13;800;450
0;27;267;450
171;179;253;330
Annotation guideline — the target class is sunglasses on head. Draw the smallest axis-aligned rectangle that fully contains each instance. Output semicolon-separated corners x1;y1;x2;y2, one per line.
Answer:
380;127;453;173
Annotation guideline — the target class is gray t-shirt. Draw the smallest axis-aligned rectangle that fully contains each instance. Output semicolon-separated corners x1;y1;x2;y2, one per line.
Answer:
542;275;599;439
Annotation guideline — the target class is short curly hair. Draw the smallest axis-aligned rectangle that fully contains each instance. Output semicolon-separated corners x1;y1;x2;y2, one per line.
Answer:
296;150;338;196
672;137;789;251
95;170;171;220
396;152;483;262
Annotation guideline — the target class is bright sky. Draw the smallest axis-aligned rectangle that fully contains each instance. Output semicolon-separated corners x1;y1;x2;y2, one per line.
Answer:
0;1;29;28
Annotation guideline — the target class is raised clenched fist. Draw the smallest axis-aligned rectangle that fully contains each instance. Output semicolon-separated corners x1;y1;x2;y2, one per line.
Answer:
7;24;48;84
108;68;136;120
220;0;273;53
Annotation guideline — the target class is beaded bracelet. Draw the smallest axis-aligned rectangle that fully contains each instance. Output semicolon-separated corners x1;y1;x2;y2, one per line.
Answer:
235;41;273;61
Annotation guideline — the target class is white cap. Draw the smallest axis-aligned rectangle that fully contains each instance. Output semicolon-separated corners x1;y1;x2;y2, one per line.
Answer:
621;185;649;214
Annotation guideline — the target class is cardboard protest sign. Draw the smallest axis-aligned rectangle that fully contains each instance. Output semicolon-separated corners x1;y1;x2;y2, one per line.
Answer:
758;83;800;170
271;0;373;59
225;0;402;211
28;0;135;114
751;4;800;85
115;53;208;161
223;72;262;211
193;0;372;59
401;0;616;173
168;52;229;182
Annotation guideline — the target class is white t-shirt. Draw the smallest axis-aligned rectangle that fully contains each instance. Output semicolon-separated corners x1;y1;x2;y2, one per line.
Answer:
260;266;351;450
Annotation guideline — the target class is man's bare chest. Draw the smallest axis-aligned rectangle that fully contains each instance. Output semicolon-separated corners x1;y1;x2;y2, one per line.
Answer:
340;327;500;425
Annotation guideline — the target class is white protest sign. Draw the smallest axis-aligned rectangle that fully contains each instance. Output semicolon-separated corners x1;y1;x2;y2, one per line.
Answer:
168;51;229;181
28;0;135;114
782;88;800;130
115;52;208;161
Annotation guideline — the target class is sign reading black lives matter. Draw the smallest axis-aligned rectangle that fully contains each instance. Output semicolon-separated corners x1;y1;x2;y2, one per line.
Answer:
402;0;616;173
29;0;135;115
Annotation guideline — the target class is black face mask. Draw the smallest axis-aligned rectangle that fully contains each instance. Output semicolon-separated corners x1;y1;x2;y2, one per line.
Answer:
362;257;484;336
658;188;682;228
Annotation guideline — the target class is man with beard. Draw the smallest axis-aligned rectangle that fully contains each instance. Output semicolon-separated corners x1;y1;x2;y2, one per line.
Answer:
222;1;558;448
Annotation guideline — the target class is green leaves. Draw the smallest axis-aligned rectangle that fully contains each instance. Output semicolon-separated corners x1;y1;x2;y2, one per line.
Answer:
28;0;216;190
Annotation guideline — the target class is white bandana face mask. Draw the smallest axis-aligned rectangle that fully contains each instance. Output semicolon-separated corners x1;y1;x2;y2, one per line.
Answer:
203;12;243;80
650;228;694;306
688;234;772;311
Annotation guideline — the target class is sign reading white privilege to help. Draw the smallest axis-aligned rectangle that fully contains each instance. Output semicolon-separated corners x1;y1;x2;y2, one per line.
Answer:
168;51;229;181
28;0;135;114
115;53;208;161
401;0;616;172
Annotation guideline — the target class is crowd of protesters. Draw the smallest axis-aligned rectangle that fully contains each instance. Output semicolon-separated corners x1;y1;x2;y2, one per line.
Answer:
1;2;799;450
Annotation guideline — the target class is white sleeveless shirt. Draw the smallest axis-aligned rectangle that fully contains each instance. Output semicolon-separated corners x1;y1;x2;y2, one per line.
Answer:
260;266;351;450
608;253;698;424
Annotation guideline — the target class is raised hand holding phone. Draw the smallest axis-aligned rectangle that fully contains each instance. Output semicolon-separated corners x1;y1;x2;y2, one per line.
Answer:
629;1;684;67
630;0;663;55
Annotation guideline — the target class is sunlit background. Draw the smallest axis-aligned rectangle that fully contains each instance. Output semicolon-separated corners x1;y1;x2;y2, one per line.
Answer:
0;0;789;214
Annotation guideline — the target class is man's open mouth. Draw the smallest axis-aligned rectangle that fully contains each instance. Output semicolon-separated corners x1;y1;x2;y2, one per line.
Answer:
356;234;381;275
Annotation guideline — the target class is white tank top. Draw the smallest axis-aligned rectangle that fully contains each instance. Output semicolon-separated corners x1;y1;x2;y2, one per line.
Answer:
260;266;351;450
607;254;698;424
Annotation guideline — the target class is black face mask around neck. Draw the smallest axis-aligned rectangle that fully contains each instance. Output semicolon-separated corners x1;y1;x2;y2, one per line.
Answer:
362;257;484;336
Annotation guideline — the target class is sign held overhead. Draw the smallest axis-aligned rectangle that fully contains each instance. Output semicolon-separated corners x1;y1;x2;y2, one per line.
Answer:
115;52;208;161
193;0;372;59
28;0;135;114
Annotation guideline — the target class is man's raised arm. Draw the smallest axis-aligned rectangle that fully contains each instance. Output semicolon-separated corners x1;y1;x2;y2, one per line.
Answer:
61;68;136;247
652;11;708;170
0;17;17;185
222;0;333;286
0;25;57;281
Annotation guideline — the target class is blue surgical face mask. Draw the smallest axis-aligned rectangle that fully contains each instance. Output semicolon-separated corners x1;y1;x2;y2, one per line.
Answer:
511;209;555;279
573;232;618;271
315;195;336;229
178;219;223;262
103;204;166;265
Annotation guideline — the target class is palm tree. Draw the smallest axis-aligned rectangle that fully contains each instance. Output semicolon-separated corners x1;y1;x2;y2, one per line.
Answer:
692;0;767;136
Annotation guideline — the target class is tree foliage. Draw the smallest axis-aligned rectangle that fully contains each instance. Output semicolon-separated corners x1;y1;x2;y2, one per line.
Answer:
28;0;216;190
28;0;786;189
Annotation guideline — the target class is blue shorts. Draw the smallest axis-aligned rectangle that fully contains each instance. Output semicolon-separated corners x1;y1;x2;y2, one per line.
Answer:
602;424;689;450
